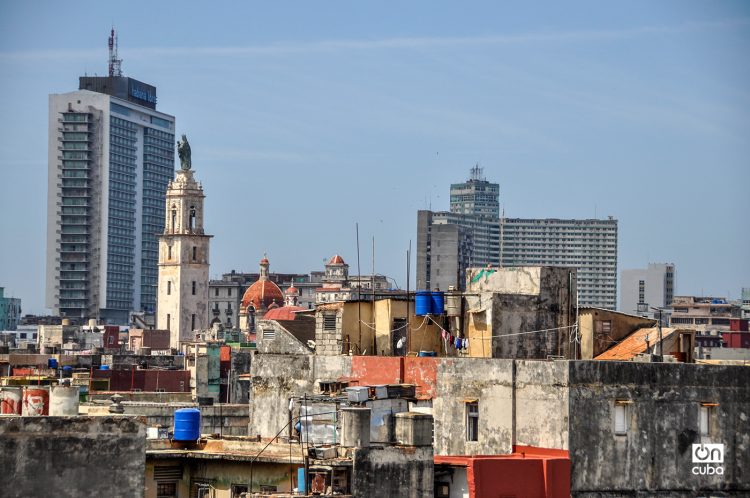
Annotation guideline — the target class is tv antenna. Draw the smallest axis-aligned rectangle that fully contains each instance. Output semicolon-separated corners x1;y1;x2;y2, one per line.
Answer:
108;27;123;77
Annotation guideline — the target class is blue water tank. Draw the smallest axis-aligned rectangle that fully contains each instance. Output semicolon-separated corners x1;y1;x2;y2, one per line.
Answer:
48;358;58;369
174;408;201;441
99;365;109;370
431;291;445;315
418;351;437;357
298;467;306;493
415;291;432;316
62;366;73;372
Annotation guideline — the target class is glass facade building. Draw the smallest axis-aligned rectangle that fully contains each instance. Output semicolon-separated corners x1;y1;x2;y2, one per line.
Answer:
47;78;175;323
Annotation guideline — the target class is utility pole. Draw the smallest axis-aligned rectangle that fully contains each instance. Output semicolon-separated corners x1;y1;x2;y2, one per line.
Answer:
651;306;663;360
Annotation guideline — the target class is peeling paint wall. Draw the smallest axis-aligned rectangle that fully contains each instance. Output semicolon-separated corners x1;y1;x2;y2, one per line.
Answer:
514;360;570;450
433;358;514;456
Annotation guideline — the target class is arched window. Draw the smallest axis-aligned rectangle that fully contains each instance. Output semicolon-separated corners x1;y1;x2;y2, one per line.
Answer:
171;206;177;232
189;206;196;231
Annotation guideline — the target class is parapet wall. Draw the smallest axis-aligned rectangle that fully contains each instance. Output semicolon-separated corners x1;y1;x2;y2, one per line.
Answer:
0;416;146;496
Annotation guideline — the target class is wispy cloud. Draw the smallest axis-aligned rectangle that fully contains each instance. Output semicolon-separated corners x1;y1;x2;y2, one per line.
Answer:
2;18;748;62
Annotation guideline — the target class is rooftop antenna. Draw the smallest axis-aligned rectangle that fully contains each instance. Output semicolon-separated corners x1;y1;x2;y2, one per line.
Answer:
470;163;484;181
108;26;123;77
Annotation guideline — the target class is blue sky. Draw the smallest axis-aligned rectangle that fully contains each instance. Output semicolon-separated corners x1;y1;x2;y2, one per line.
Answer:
1;1;748;314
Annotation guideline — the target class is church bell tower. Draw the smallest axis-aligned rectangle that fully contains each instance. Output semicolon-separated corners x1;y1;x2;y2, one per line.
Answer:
157;135;211;348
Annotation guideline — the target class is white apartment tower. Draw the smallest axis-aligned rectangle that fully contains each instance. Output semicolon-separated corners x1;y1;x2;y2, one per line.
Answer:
620;263;675;315
157;147;211;348
46;75;175;323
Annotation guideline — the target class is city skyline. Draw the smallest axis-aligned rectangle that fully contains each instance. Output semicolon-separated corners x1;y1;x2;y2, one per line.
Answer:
1;1;749;314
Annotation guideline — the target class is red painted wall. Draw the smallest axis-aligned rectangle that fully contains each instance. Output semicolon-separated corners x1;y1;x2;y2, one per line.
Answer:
729;319;749;332
723;332;750;348
92;369;190;392
351;356;403;385
103;326;120;349
435;447;571;498
403;357;438;400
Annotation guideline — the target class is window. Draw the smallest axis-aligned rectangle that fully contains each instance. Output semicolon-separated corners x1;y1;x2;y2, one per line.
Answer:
166;314;171;331
171;208;176;231
228;288;232;297
700;405;712;436
189;206;196;231
167;281;171;295
466;401;479;441
156;482;177;498
215;288;219;297
614;403;629;435
168;245;172;260
192;281;196;295
192;246;197;261
595;320;612;334
231;485;248;498
323;313;336;331
191;314;196;330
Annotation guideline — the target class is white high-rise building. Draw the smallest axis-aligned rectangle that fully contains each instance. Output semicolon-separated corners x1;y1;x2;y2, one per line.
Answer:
500;217;619;310
46;75;175;324
620;263;675;317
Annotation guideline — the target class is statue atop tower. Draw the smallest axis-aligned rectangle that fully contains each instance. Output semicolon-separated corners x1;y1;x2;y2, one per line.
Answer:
177;134;192;171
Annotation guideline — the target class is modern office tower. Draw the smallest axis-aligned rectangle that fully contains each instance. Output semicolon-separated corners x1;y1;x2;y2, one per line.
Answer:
450;164;500;217
417;168;499;291
499;217;618;309
46;31;175;323
620;263;675;316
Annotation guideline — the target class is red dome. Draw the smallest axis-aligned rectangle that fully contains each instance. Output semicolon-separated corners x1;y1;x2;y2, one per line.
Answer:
285;284;299;295
241;280;284;310
263;306;307;321
328;254;346;265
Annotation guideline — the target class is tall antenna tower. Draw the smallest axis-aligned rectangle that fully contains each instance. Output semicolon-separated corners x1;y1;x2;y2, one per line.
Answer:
470;163;484;181
108;27;123;77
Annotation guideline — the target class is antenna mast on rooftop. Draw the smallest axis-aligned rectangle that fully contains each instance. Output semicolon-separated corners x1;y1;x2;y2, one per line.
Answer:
108;27;123;77
470;163;484;181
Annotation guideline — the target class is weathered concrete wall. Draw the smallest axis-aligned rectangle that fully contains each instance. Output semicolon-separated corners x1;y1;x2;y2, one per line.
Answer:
433;358;514;456
249;354;353;438
492;268;575;360
567;361;750;496
229;350;252;404
0;416;145;496
352;445;434;498
250;354;315;438
256;319;312;355
514;360;570;450
120;403;249;436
